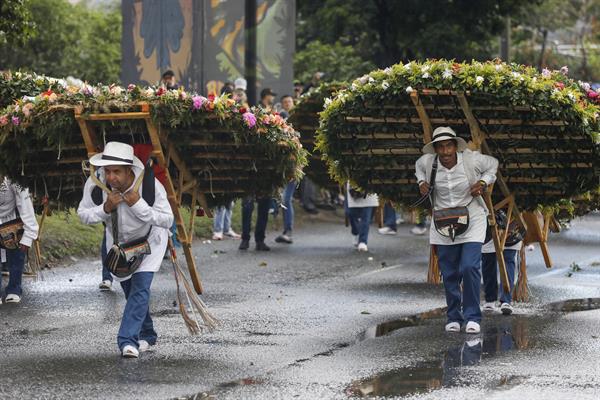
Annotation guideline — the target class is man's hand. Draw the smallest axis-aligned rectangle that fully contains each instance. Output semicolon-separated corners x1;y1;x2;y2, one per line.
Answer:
104;191;124;213
123;190;140;207
470;181;487;197
419;181;430;197
19;244;29;253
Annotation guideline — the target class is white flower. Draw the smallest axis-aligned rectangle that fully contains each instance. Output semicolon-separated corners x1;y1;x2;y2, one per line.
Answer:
405;86;414;94
381;81;390;90
494;64;503;71
109;85;123;96
324;97;332;108
567;93;576;102
368;76;375;83
532;77;537;83
422;72;431;79
358;75;369;85
475;76;484;84
442;69;452;80
583;118;589;126
512;72;521;79
541;68;551;78
351;82;359;91
580;81;591;91
145;88;155;97
404;63;412;70
421;65;430;73
383;67;392;75
560;65;569;75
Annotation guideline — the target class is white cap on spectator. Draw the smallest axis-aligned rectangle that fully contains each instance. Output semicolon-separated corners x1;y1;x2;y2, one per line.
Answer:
234;77;247;91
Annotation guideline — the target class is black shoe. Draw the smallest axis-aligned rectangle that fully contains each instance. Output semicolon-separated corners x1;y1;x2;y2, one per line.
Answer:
239;239;250;250
303;207;319;214
255;241;271;251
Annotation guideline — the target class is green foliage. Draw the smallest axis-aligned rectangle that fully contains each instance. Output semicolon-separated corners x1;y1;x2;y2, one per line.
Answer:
297;0;531;67
39;209;104;262
316;59;600;211
0;0;121;84
294;41;375;84
0;0;36;46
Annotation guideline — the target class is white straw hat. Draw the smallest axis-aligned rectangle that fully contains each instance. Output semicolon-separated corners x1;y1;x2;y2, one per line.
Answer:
422;127;468;154
234;77;247;91
89;141;144;170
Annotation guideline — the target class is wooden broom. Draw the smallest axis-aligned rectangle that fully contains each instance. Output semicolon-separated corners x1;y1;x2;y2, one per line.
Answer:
513;246;529;302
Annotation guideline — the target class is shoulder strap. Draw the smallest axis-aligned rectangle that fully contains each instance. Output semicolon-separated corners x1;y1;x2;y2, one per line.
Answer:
428;156;438;209
142;159;155;206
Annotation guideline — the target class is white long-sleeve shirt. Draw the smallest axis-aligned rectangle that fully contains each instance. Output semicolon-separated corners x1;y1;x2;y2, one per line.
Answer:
77;167;174;281
415;150;498;245
0;178;39;247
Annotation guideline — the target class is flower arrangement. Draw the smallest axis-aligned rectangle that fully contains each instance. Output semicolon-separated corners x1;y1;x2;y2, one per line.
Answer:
0;73;307;207
287;82;346;189
316;59;600;212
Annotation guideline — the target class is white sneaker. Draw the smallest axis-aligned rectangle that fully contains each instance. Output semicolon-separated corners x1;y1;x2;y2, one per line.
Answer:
357;242;368;252
483;301;496;311
526;244;535;251
224;230;241;239
121;345;139;358
99;280;112;290
445;322;460;333
352;235;359;247
396;216;405;225
212;232;223;241
410;226;427;235
5;294;21;303
138;340;150;352
500;302;513;315
465;321;481;334
378;227;397;235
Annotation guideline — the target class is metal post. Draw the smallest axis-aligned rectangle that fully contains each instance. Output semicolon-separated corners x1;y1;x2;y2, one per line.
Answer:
245;0;257;106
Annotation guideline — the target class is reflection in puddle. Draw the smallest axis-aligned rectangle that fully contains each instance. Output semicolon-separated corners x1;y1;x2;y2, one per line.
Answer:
359;307;447;341
175;378;264;399
547;298;600;312
348;318;531;397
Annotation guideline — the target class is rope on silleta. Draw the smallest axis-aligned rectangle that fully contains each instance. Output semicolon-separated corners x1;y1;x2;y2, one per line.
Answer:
514;245;529;302
168;239;218;334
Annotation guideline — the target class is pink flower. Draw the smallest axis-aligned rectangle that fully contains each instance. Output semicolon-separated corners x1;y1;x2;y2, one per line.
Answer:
243;112;256;128
127;84;136;92
192;95;204;110
22;103;34;117
554;82;565;90
541;68;551;78
262;115;271;125
560;65;569;76
11;116;20;126
587;90;598;99
0;115;8;126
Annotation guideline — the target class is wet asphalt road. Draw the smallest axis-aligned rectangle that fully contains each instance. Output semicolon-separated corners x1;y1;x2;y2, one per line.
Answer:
0;211;599;399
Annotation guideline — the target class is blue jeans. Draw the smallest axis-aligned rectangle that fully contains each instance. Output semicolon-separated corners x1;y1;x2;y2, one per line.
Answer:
100;232;112;282
383;203;397;231
482;249;517;304
241;197;270;242
282;181;296;233
437;242;483;324
213;202;233;233
348;207;374;244
117;272;157;350
2;248;26;296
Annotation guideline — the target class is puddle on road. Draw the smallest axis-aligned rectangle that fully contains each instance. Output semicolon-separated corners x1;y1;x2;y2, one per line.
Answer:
348;317;532;398
546;297;600;312
174;378;264;400
359;307;447;342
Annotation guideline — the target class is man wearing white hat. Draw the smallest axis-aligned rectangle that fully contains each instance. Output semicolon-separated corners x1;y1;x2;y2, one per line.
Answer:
77;142;173;358
415;127;498;334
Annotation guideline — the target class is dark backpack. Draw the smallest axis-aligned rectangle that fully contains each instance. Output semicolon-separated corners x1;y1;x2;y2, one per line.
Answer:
91;161;156;206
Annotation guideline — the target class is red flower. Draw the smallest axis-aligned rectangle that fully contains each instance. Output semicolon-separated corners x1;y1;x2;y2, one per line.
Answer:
156;87;166;96
587;90;598;99
554;82;565;90
239;106;247;114
208;94;216;102
42;89;53;97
